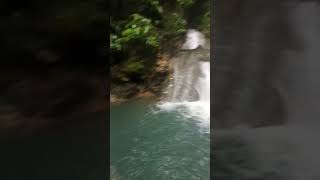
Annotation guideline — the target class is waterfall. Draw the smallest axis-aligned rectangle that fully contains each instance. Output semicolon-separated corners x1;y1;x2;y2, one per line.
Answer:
181;29;206;50
196;61;210;114
158;29;210;126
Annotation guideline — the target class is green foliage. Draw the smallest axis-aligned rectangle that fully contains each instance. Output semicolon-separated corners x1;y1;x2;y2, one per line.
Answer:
110;0;193;54
123;58;145;74
176;0;194;7
200;11;210;36
110;14;159;51
110;0;210;83
113;58;145;82
146;0;163;14
200;0;211;37
160;12;187;41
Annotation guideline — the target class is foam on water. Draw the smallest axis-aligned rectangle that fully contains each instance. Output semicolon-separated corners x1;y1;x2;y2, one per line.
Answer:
157;101;209;128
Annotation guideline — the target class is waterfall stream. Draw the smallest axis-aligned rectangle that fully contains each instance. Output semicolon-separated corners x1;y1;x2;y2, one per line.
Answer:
158;29;210;127
110;29;210;180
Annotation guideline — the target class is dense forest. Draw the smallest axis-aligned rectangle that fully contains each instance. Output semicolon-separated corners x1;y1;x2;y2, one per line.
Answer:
110;0;210;102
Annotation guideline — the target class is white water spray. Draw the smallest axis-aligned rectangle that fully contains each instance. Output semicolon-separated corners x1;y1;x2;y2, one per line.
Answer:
181;29;206;50
196;61;210;118
158;29;210;128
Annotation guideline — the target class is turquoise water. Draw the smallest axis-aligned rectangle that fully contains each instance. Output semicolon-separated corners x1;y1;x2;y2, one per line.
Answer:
110;100;210;180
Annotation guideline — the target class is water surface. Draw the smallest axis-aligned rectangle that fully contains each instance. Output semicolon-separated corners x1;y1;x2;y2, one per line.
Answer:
110;100;210;180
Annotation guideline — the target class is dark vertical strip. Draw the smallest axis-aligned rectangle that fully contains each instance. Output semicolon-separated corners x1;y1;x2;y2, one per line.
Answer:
107;0;111;179
210;1;315;179
0;0;108;179
210;0;216;179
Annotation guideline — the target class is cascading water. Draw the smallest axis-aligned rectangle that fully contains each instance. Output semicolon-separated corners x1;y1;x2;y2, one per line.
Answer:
111;29;210;180
158;29;210;127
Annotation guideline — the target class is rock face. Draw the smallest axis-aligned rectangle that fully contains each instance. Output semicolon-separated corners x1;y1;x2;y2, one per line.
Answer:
110;53;171;105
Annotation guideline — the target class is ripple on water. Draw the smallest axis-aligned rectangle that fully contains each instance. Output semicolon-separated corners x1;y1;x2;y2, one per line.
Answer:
110;101;210;180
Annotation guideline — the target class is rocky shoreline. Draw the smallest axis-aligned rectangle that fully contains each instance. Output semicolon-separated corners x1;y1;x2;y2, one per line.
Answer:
110;53;172;105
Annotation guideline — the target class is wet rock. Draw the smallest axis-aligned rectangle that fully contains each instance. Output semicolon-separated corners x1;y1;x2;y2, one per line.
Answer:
110;53;171;104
